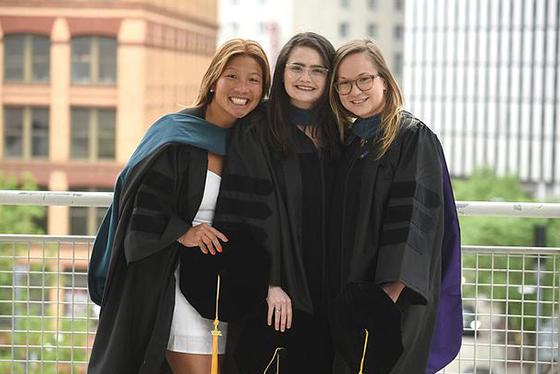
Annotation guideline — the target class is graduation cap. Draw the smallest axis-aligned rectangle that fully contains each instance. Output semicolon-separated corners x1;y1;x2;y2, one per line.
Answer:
330;282;403;374
234;302;324;373
177;224;271;322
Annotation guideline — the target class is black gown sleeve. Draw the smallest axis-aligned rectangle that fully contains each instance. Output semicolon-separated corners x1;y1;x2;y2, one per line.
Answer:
123;145;192;263
374;124;444;305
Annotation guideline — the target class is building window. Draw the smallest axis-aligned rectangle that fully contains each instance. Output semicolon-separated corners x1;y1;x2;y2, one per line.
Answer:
69;187;110;235
395;0;404;11
70;108;116;160
394;52;403;78
367;23;378;38
4;34;50;83
3;107;49;159
340;0;351;8
339;22;350;38
394;25;404;40
71;36;117;84
368;0;377;9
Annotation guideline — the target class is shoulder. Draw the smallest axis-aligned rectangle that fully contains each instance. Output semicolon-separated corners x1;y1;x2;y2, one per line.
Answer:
393;111;441;150
397;111;437;139
233;102;269;139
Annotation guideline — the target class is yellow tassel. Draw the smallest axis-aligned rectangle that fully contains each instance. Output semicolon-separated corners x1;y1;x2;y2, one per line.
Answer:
263;347;284;374
210;275;222;374
358;329;369;374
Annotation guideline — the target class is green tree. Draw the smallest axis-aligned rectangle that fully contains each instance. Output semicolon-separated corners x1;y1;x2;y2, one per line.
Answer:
0;172;46;234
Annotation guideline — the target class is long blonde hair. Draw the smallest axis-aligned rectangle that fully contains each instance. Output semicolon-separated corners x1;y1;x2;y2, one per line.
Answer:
194;39;271;107
329;39;404;158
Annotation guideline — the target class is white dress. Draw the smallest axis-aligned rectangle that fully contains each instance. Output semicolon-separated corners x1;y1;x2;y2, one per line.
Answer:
167;170;228;354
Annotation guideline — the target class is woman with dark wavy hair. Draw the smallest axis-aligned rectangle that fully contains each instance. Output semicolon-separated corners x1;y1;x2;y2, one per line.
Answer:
221;32;339;373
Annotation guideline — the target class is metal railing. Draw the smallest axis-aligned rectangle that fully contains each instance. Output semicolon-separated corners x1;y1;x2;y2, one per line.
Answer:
0;191;559;374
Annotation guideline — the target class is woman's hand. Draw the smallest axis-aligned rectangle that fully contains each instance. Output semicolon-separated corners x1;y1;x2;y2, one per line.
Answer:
177;224;228;255
266;286;292;332
382;281;406;303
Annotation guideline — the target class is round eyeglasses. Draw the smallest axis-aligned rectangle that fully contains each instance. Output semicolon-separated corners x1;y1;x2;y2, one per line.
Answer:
285;63;329;79
334;74;380;95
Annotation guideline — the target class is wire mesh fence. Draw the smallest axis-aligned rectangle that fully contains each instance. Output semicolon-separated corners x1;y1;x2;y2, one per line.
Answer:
0;237;558;373
0;235;96;374
442;246;560;374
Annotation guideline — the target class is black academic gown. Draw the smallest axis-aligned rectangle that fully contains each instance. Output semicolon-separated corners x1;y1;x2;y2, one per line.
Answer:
88;109;212;374
329;112;447;374
222;109;335;374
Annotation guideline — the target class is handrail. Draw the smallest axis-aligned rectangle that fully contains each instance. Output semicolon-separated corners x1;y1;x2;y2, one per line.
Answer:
0;190;559;218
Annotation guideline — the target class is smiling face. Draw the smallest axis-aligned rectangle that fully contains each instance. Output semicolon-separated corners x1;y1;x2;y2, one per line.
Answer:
283;46;328;109
336;52;386;118
207;54;264;126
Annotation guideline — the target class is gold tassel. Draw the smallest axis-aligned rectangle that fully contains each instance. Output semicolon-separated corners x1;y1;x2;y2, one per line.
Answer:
263;347;284;374
210;275;222;374
358;329;369;374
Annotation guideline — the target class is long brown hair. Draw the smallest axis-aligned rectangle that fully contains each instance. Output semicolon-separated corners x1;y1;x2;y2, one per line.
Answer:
266;32;339;158
194;39;271;107
329;39;404;158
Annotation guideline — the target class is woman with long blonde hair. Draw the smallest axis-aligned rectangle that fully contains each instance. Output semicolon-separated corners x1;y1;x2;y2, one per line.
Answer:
327;39;462;374
87;39;270;374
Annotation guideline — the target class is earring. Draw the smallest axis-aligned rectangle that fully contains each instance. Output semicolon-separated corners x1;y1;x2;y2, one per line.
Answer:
210;89;214;93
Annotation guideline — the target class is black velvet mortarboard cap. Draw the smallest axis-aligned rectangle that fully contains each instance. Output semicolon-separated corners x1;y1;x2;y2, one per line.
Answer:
178;225;271;322
330;282;403;374
234;302;322;373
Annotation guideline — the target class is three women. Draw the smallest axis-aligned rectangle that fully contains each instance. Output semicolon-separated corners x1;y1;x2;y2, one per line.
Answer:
88;34;461;374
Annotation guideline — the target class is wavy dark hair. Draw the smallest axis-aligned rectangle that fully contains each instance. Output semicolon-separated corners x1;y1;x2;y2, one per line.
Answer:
266;32;339;157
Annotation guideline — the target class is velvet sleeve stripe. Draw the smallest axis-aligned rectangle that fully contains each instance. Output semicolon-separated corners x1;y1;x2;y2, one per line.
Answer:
130;212;168;234
389;181;440;209
217;197;272;220
135;190;165;212
220;174;274;195
380;227;427;255
383;204;433;233
141;169;175;194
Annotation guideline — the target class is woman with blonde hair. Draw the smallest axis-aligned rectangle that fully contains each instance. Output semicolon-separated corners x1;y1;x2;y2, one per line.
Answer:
87;39;270;374
327;39;463;373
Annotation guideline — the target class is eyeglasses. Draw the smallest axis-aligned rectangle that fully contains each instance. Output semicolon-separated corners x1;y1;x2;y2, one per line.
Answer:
285;63;329;79
334;73;381;95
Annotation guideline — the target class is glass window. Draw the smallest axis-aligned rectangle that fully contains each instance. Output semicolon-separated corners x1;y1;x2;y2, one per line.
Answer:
3;107;49;159
70;187;111;235
394;25;403;40
71;108;116;160
394;52;403;78
4;107;23;158
97;109;116;159
368;0;377;9
4;34;50;83
70;108;90;159
4;35;24;81
395;0;404;11
31;108;49;157
340;0;350;8
367;23;378;38
71;36;117;85
69;207;88;235
31;36;50;82
339;22;350;38
98;38;117;84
